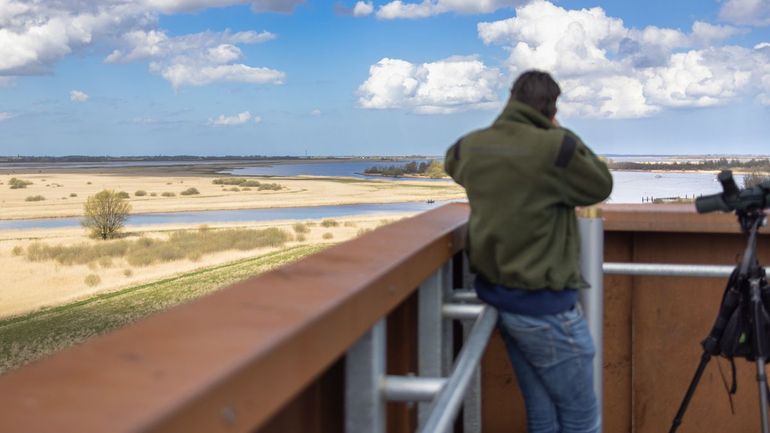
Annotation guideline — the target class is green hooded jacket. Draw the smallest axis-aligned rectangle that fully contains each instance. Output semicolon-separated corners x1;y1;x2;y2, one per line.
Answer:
445;99;613;290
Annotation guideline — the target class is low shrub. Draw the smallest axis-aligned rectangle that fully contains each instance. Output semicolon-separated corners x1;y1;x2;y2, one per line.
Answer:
258;183;282;191
344;221;356;227
295;234;306;242
70;193;77;197
180;187;200;196
212;177;260;186
116;191;130;199
84;274;101;287
321;219;339;228
123;269;133;277
9;178;32;189
25;195;45;202
86;181;92;185
356;228;373;236
293;223;310;234
226;187;240;192
134;190;147;197
150;192;157;197
161;192;176;197
98;256;113;268
11;246;23;256
322;232;334;240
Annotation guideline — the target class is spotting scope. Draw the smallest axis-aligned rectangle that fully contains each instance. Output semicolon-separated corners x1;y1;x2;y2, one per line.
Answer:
695;170;770;214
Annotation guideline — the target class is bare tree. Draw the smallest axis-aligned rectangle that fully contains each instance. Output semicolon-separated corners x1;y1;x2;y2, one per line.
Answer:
743;169;770;188
82;190;131;240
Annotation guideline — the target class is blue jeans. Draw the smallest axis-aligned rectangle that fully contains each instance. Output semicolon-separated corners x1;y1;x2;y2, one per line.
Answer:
498;305;600;433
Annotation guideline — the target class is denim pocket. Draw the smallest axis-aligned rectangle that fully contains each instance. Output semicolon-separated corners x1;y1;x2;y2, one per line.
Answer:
499;312;557;368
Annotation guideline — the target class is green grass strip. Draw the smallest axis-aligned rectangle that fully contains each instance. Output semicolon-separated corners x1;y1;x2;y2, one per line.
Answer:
0;244;328;373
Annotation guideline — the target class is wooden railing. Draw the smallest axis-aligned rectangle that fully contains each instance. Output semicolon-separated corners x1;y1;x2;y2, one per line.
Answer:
0;202;768;433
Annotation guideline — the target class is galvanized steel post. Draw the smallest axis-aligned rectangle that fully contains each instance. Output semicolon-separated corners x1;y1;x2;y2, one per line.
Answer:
345;320;386;433
578;207;604;430
418;262;453;425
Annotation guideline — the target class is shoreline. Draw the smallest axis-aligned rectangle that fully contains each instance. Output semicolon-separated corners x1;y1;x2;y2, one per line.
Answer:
0;197;448;222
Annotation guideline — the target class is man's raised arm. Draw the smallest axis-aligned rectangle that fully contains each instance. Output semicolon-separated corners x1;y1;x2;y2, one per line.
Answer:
557;131;613;207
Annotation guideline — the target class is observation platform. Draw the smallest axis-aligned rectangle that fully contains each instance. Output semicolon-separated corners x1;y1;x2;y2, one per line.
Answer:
0;203;767;433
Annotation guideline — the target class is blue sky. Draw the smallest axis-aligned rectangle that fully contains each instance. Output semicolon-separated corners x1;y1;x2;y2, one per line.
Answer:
0;0;768;156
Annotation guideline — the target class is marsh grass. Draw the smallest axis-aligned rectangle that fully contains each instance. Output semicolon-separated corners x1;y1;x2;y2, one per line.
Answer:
0;244;327;373
84;274;101;287
293;223;309;234
9;178;32;189
321;219;339;228
180;187;200;196
21;227;291;267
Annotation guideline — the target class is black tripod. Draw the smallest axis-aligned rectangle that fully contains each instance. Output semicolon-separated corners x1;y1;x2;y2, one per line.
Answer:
669;208;770;433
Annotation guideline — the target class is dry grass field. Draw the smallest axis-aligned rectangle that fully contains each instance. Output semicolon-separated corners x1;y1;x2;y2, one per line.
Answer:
0;215;403;319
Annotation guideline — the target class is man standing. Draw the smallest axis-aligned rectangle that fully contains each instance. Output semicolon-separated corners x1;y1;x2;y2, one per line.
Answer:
445;70;612;433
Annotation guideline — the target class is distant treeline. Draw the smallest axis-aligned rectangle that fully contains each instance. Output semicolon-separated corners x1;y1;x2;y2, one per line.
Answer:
608;158;770;172
364;160;445;178
0;155;437;163
0;155;306;163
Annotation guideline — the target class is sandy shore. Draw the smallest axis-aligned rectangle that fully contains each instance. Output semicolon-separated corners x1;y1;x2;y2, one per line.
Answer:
0;213;413;319
0;172;465;220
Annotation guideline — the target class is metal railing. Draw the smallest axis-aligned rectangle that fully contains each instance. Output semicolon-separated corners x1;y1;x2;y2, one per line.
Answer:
345;210;608;433
345;259;499;433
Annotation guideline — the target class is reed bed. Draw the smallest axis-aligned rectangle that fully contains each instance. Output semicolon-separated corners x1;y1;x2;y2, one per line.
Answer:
20;227;291;267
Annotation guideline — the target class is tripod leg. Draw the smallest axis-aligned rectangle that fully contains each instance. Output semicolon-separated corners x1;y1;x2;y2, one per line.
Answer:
755;357;769;433
750;280;770;433
669;351;712;433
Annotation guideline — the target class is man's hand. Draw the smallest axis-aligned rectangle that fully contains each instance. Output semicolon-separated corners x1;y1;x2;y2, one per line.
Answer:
552;117;560;127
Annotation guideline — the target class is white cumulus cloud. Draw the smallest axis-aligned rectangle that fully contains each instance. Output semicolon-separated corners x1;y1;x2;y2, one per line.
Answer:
0;112;15;121
310;108;322;116
353;1;374;16
69;90;89;102
107;29;283;89
719;0;770;26
477;1;770;118
0;1;288;87
376;0;524;19
143;0;304;14
358;56;502;113
210;111;253;126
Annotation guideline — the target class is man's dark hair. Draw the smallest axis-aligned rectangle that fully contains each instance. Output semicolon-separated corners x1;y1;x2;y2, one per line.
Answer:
511;70;561;119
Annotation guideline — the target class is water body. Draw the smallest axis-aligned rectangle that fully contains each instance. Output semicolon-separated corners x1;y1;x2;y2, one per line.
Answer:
608;171;740;203
0;201;449;231
224;159;449;182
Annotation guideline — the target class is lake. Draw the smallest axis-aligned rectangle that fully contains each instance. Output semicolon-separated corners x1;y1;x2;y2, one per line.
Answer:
0;201;450;230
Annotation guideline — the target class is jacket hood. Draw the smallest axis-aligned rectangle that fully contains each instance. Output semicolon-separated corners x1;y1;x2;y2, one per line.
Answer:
494;98;555;130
